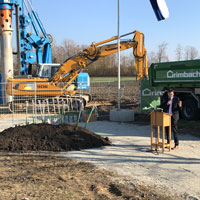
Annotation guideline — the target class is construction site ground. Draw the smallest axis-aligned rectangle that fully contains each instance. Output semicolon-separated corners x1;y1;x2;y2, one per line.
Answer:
0;83;200;200
0;116;199;200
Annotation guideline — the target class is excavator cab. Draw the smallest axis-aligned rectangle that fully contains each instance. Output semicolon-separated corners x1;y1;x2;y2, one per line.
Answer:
36;63;90;90
37;64;60;79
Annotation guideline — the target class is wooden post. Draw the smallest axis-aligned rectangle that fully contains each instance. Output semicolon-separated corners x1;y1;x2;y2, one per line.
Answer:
157;126;160;150
151;126;153;151
162;126;165;153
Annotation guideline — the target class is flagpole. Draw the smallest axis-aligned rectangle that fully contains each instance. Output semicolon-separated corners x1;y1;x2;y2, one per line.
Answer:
117;0;120;110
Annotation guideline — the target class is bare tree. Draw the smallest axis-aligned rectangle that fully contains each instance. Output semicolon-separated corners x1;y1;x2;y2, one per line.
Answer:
62;39;79;58
121;55;129;76
157;42;168;62
89;54;117;77
148;51;157;67
175;44;183;61
51;38;65;63
51;38;88;63
184;46;199;60
50;38;137;77
184;46;190;60
190;47;198;59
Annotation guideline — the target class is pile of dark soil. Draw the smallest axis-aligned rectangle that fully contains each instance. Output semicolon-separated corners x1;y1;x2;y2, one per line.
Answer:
0;123;111;152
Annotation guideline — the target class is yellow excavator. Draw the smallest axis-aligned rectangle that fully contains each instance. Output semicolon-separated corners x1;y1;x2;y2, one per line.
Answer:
7;30;147;110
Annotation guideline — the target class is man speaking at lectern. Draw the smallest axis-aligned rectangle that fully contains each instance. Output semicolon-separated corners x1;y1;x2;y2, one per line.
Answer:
160;89;182;150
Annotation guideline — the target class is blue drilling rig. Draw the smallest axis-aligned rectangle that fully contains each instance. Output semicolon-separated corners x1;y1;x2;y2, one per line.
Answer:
0;0;52;75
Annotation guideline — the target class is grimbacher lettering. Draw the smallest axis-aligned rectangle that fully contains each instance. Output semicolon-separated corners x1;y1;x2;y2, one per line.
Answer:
167;70;200;78
142;88;164;96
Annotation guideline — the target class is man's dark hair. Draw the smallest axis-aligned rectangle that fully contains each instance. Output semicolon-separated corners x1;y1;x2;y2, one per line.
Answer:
168;89;174;93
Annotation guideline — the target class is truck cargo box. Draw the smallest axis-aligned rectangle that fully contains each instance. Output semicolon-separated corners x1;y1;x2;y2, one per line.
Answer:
149;59;200;87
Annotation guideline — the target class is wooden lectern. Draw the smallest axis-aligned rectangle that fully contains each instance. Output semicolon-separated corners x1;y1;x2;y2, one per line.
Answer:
150;111;171;153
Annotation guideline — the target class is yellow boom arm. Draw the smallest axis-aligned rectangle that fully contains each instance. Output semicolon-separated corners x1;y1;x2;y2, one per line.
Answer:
52;30;147;90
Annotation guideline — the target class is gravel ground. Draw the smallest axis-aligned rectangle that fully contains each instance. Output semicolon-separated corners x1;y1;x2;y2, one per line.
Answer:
61;121;200;200
0;115;199;199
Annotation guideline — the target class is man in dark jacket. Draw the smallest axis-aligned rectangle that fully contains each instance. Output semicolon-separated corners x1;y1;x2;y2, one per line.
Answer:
160;89;182;149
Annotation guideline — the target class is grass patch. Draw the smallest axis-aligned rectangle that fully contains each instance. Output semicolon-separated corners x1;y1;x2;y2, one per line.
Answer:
90;77;136;82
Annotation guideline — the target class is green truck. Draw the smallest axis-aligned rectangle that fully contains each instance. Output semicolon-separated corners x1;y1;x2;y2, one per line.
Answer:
141;59;200;120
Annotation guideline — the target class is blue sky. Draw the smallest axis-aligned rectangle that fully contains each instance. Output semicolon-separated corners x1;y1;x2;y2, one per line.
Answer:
30;0;200;60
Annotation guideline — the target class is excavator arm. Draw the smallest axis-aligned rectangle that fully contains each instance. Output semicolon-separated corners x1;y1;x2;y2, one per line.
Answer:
52;30;147;91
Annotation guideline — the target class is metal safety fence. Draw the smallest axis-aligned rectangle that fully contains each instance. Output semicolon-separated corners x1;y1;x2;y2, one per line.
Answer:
90;81;138;101
0;81;138;131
